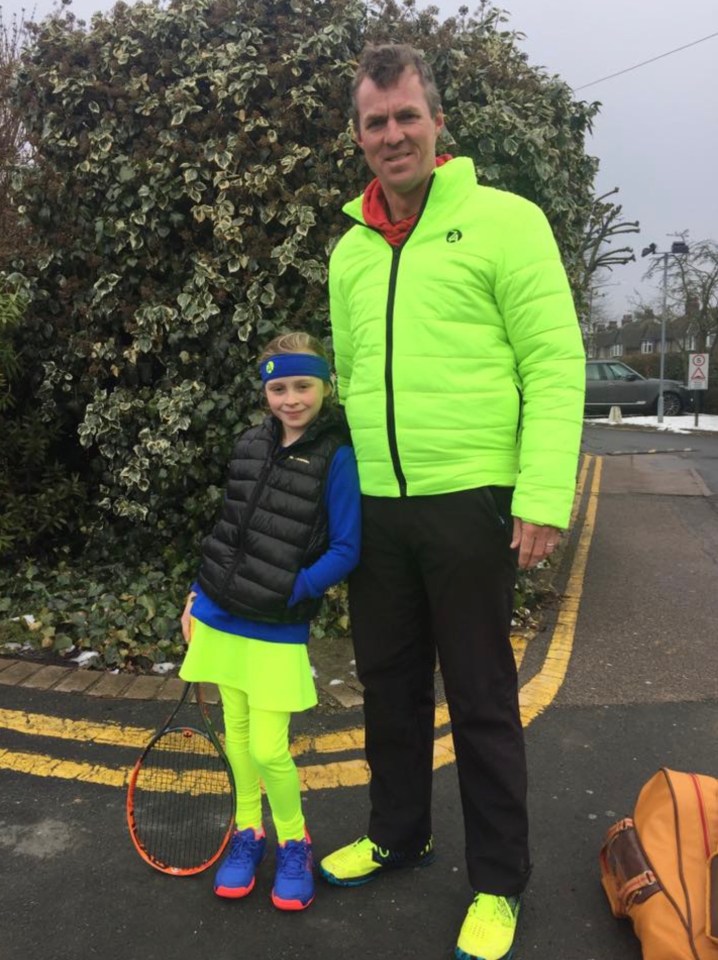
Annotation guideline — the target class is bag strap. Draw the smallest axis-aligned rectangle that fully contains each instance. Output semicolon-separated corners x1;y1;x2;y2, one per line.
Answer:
619;869;660;913
708;852;718;944
605;817;634;843
601;817;662;915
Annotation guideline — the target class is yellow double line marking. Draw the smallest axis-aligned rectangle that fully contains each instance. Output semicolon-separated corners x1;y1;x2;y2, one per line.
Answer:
0;456;602;792
519;454;601;725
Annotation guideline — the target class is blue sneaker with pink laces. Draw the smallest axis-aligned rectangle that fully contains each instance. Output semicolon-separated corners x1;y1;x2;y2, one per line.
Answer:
214;827;266;899
271;832;315;911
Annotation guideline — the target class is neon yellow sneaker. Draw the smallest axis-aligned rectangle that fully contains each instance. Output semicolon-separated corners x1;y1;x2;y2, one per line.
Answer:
455;893;521;960
319;835;434;886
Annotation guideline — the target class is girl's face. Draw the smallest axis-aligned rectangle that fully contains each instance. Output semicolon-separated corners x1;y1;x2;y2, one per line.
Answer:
265;371;330;444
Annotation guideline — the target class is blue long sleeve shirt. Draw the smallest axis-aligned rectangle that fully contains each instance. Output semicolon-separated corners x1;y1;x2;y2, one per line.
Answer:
190;444;361;644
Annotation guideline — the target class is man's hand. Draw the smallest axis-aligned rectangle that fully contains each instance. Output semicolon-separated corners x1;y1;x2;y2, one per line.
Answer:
511;519;561;570
181;591;197;644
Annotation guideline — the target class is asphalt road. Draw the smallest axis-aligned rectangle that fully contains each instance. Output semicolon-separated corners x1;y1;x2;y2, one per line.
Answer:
582;418;718;492
1;423;717;960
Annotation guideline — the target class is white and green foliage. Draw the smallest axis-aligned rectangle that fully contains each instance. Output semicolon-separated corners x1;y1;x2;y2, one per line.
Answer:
0;279;88;559
0;6;33;264
2;0;599;665
11;0;368;540
9;0;599;539
0;285;25;412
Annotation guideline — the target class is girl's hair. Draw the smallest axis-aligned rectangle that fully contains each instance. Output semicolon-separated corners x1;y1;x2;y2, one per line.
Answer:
258;332;328;363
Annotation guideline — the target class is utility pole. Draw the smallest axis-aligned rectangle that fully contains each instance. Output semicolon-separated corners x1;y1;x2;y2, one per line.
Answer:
641;240;690;422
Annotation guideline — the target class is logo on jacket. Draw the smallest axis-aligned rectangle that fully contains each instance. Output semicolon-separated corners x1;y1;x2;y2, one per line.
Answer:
446;229;463;243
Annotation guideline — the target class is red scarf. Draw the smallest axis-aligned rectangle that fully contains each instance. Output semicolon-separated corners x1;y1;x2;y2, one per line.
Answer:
361;154;453;246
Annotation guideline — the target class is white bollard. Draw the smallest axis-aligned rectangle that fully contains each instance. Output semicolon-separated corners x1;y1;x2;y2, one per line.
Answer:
608;405;623;424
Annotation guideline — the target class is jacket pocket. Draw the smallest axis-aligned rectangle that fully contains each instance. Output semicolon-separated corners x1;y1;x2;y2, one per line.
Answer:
515;385;523;442
479;485;514;538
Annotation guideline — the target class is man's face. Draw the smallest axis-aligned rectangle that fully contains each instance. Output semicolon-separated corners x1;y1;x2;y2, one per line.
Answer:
354;68;444;211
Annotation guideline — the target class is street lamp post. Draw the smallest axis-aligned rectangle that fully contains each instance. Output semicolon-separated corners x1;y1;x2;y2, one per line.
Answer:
641;240;690;423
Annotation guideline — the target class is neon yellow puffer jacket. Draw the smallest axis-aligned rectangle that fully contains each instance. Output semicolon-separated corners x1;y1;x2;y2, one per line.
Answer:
329;157;585;529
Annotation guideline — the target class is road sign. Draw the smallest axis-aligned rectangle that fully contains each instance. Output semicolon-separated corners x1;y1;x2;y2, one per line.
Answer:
687;353;709;390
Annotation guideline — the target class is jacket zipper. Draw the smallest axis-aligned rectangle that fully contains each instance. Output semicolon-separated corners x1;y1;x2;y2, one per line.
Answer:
385;245;407;495
380;177;435;497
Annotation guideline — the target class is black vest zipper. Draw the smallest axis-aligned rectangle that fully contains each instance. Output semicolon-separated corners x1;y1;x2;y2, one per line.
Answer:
216;415;336;597
219;452;274;596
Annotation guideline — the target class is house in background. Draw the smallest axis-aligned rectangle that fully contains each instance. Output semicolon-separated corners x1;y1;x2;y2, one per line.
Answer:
588;306;716;360
590;312;661;359
670;313;717;353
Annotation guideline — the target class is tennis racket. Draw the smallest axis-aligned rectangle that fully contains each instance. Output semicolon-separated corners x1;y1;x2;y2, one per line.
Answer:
126;681;235;876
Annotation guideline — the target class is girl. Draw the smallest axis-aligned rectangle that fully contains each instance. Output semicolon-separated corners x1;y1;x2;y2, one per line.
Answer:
179;332;361;911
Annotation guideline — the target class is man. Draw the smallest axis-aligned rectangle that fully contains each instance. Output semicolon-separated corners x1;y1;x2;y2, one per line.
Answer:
319;44;585;960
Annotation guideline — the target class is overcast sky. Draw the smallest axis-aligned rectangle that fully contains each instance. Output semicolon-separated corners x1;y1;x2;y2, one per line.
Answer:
5;0;717;318
437;0;718;320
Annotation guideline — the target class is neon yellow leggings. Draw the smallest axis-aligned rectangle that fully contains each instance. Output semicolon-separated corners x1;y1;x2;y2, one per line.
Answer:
219;684;305;843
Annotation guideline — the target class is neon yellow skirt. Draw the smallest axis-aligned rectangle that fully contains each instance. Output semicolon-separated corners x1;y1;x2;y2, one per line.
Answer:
179;617;317;713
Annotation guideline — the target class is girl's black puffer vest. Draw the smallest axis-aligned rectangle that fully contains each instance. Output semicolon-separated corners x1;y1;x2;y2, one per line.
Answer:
197;408;350;624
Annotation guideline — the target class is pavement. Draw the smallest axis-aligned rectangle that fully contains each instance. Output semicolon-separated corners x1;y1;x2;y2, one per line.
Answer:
1;422;717;960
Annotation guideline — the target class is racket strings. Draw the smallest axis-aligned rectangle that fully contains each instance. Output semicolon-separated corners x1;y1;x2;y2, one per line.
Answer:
131;727;234;872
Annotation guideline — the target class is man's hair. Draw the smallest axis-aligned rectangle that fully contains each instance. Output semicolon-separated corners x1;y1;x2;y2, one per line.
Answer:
351;43;442;129
258;332;328;362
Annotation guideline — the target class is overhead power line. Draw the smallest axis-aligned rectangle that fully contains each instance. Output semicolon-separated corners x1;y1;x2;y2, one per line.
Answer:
575;29;718;92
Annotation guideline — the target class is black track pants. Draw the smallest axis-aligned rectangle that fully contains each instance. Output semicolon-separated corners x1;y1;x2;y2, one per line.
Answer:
348;487;531;895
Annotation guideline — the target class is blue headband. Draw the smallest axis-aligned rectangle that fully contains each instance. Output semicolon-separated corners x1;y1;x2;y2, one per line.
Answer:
259;353;331;383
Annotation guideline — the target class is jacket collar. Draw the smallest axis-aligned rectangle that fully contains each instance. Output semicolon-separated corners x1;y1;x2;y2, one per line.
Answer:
342;156;477;226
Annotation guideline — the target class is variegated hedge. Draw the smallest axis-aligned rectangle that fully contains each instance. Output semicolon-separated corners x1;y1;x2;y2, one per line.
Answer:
1;0;598;667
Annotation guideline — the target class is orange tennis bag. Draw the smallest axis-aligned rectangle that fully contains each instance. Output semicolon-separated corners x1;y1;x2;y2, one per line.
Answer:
599;768;718;959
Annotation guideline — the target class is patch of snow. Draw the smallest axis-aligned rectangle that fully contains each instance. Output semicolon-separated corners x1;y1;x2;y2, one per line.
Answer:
70;650;100;667
9;614;41;632
588;413;718;433
151;662;176;675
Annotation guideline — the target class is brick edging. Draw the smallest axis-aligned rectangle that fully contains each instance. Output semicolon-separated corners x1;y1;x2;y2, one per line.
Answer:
0;656;364;708
0;657;206;702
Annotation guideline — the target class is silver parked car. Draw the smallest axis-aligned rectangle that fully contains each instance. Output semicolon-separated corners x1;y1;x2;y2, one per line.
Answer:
585;360;692;417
